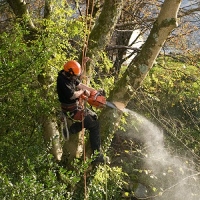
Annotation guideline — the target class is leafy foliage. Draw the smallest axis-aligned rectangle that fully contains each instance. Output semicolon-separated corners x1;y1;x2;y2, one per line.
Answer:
87;165;127;200
0;146;71;199
0;1;200;199
126;56;199;159
110;55;200;199
0;4;127;199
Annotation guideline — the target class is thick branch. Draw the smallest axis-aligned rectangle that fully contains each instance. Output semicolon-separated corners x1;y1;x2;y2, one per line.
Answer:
106;45;140;51
88;0;124;53
6;0;36;31
179;7;200;17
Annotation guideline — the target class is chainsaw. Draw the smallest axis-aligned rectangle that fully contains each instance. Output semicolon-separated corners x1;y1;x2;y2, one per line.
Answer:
61;90;125;141
81;90;121;110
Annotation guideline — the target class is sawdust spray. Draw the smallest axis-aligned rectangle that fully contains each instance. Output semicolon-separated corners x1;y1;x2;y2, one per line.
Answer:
122;108;200;200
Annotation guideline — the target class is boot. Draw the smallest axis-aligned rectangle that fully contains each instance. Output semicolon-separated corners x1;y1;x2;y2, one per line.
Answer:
92;152;105;164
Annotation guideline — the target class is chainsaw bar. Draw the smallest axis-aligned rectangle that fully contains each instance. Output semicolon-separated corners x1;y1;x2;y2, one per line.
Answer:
106;101;126;110
105;101;118;109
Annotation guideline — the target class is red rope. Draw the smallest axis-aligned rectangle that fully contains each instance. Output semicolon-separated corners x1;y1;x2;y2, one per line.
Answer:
81;0;94;83
81;1;95;199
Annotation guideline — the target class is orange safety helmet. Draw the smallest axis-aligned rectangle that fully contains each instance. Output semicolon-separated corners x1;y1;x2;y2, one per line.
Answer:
63;60;82;76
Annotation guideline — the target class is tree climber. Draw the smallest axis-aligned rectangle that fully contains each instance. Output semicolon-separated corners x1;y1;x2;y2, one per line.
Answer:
56;60;104;164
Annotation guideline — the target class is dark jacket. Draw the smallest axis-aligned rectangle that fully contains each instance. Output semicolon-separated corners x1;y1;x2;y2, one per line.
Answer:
56;70;80;104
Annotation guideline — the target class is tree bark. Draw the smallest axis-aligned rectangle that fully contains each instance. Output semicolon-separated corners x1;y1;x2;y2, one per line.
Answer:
84;0;124;76
7;0;36;32
43;118;63;161
88;0;124;52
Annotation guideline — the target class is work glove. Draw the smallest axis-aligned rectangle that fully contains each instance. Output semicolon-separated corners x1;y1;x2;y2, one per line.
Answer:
83;89;90;97
97;88;106;96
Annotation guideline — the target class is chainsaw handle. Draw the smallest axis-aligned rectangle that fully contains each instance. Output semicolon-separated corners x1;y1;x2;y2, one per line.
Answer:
80;93;88;100
80;89;106;108
94;91;101;100
83;89;90;97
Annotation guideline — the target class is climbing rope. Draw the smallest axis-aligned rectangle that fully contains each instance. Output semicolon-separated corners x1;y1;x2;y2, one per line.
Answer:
80;1;95;199
81;0;94;75
80;2;109;199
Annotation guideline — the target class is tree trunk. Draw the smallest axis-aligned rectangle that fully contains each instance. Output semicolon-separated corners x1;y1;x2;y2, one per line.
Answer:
100;0;182;144
85;0;124;76
43;118;63;161
77;0;124;154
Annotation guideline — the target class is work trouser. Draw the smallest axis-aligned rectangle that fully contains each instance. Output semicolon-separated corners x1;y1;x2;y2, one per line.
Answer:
70;109;101;153
61;103;101;153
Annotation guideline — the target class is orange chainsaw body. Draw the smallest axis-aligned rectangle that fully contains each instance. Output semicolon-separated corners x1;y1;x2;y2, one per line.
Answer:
81;90;106;108
87;90;106;108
